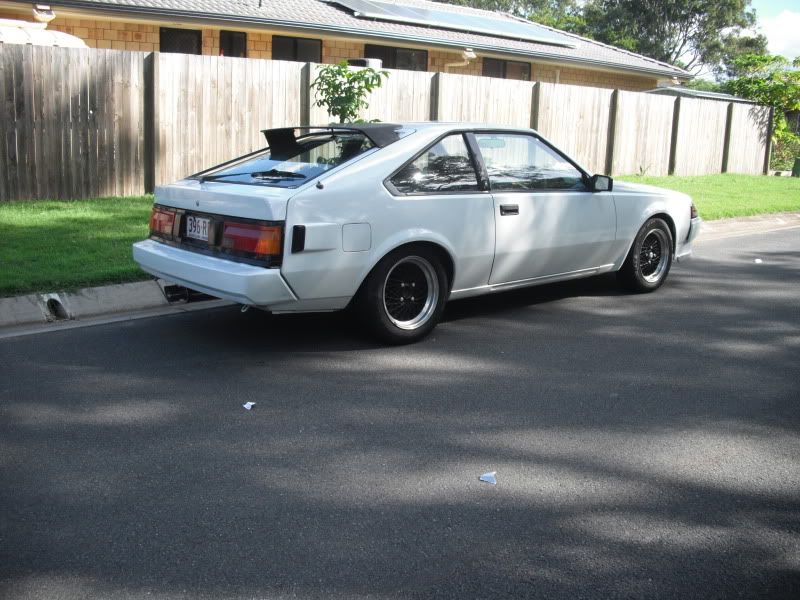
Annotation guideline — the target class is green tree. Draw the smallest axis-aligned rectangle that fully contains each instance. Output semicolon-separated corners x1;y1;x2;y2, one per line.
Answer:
716;32;768;79
311;61;389;123
580;0;760;73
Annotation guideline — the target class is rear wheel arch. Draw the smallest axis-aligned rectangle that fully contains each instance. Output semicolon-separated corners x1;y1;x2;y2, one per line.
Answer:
357;241;455;296
353;242;452;344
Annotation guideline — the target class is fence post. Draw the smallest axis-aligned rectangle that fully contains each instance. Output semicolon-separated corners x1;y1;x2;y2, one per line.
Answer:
429;72;441;121
721;102;733;173
605;89;619;175
300;63;311;126
530;82;540;130
668;97;681;175
143;52;155;193
763;106;775;175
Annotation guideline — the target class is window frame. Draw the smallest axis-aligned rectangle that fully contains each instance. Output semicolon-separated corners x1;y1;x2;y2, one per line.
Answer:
482;57;531;81
159;27;202;55
384;131;488;197
364;44;429;71
271;35;322;63
470;131;591;194
219;30;247;58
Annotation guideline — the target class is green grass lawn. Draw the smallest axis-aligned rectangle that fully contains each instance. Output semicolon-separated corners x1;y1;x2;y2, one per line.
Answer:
1;173;798;297
0;196;153;297
617;174;800;221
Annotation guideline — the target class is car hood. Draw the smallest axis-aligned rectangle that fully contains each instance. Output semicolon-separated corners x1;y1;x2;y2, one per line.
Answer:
612;180;674;195
154;179;295;221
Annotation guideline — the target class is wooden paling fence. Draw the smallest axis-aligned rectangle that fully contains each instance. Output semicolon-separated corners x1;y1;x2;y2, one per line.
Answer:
1;45;144;200
0;45;773;202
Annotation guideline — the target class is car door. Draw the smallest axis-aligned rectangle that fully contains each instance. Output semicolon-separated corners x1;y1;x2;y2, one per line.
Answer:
471;132;617;286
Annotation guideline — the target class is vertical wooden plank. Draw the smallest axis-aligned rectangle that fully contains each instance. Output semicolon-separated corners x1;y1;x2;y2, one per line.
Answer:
69;48;82;198
17;46;34;199
85;48;97;198
187;54;200;174
30;46;44;199
159;53;171;186
155;52;166;188
79;49;92;199
95;49;110;196
54;47;69;199
0;47;12;201
222;55;233;163
43;47;59;199
122;51;134;196
118;50;129;196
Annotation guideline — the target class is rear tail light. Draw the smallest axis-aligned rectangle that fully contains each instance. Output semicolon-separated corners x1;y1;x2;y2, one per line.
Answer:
690;203;698;219
222;222;282;257
150;206;175;236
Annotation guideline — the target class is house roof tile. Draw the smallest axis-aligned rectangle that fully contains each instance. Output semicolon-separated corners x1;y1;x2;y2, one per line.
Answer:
37;0;689;78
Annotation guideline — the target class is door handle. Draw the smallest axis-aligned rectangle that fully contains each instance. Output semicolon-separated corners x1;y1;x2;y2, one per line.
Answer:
500;204;519;216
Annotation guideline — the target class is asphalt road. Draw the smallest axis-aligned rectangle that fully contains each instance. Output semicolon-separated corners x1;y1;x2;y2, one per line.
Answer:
1;228;799;599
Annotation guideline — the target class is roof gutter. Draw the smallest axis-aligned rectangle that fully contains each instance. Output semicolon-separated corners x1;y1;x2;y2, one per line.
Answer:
38;0;689;79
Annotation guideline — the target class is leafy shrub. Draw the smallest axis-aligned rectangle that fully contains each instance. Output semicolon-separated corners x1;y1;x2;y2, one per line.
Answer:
311;61;389;124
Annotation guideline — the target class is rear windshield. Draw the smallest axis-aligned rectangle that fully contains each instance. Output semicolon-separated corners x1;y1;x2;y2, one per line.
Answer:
194;132;376;188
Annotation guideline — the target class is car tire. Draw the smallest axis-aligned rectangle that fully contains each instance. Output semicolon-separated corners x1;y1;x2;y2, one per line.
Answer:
356;246;449;344
617;217;673;293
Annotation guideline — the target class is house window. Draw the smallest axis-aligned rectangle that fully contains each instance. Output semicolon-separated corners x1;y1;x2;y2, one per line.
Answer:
220;31;246;58
272;35;322;62
159;27;202;55
483;58;531;81
364;44;428;71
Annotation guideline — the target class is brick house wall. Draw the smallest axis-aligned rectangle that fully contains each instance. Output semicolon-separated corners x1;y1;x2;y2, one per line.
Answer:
0;8;658;91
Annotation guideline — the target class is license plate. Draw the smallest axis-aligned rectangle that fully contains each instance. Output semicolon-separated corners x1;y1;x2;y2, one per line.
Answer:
185;215;210;242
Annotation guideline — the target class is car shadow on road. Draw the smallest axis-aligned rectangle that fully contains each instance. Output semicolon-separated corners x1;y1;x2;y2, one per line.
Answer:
1;248;799;598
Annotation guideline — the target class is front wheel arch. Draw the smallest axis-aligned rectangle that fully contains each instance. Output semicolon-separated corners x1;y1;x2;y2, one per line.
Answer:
649;212;676;255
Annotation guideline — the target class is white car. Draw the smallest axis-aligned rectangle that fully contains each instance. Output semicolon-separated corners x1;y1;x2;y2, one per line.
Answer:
133;122;701;343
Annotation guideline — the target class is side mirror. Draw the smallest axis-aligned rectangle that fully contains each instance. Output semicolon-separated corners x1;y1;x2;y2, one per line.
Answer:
590;174;613;192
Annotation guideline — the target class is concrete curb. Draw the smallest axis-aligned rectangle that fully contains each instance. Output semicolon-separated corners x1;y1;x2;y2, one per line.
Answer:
1;212;798;331
0;280;170;329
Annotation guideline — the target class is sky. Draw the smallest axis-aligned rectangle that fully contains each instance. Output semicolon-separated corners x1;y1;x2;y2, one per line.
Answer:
750;0;800;59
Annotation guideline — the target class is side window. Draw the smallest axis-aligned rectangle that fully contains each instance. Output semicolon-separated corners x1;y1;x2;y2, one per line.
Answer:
474;134;586;191
389;134;480;194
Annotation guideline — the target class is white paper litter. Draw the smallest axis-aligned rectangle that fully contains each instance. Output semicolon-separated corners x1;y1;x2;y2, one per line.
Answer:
754;259;763;264
242;402;256;410
479;471;497;485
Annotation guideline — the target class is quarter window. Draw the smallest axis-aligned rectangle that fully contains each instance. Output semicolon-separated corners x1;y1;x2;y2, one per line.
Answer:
390;134;480;194
474;134;585;191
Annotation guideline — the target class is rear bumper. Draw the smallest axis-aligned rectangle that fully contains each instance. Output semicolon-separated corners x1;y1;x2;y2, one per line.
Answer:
133;239;297;307
676;216;702;260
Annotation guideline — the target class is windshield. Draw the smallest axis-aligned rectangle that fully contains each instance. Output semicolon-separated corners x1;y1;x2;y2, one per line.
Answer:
195;132;376;188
